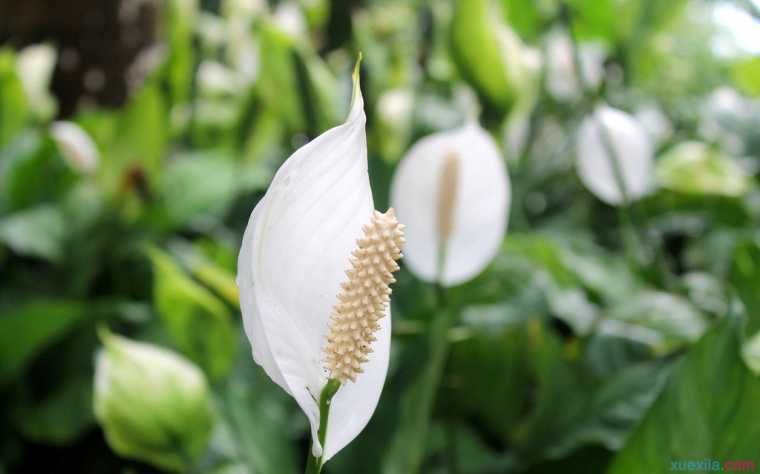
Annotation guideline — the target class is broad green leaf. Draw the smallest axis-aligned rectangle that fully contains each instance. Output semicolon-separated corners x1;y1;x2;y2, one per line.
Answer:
0;301;88;385
0;131;76;214
0;205;66;261
12;374;93;445
155;152;239;231
608;316;760;472
382;307;454;474
210;356;299;474
602;291;707;353
656;141;752;197
149;247;236;381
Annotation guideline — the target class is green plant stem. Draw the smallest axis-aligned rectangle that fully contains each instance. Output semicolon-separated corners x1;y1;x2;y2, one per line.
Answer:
561;4;648;267
305;378;342;474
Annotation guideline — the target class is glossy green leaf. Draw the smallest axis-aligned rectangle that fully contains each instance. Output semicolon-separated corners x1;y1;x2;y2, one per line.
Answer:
608;316;760;472
0;301;88;385
149;247;236;381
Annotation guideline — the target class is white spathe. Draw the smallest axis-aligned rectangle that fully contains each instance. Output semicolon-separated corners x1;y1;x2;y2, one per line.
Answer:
576;105;654;205
236;70;388;462
390;123;510;286
545;28;605;102
50;121;99;174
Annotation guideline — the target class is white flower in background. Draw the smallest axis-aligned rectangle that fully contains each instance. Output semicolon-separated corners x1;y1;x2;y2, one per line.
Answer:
94;329;213;472
236;65;404;463
576;105;654;205
545;28;605;102
273;1;307;37
656;141;752;197
50;121;99;174
635;104;673;146
699;87;758;155
391;123;510;286
377;88;414;129
16;44;57;119
197;60;242;96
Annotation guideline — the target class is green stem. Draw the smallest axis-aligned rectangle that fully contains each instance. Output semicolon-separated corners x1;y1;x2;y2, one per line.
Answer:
305;378;342;474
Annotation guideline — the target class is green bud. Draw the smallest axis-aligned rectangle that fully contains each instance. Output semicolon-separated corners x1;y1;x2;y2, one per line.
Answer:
656;141;752;197
450;0;531;111
94;329;213;472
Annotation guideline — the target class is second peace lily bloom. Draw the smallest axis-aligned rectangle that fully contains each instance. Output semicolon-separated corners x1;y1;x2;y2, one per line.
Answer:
236;63;404;464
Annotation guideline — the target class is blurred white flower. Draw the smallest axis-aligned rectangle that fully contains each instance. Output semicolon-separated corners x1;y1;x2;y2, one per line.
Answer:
236;66;403;463
273;1;307;37
50;121;99;174
197;60;242;96
377;88;414;128
699;87;758;155
16;44;57;119
634;104;673;146
545;28;605;102
94;329;213;472
391;122;510;286
576;105;654;205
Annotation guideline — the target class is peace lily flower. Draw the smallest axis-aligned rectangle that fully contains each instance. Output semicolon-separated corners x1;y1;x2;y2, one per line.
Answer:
236;61;405;468
16;43;57;119
545;28;605;102
390;122;510;286
94;328;213;472
576;104;654;205
50;121;99;174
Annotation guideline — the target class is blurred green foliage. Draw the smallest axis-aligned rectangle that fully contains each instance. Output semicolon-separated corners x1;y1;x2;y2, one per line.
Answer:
1;0;760;472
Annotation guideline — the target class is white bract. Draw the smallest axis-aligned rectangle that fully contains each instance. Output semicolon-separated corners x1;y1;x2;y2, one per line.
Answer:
545;28;605;102
576;105;654;205
236;67;403;462
391;123;510;286
16;44;57;119
50;121;99;174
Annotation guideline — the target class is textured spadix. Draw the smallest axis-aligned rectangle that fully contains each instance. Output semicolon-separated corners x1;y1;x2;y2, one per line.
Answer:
325;209;404;382
237;66;390;461
390;122;510;286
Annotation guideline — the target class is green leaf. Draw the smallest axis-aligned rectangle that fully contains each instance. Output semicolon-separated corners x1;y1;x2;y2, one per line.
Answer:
12;374;93;445
149;248;237;381
0;205;66;261
382;306;454;474
732;55;760;97
0;131;76;214
211;358;299;474
0;49;29;148
0;300;88;385
730;238;760;334
155;152;239;231
608;316;760;472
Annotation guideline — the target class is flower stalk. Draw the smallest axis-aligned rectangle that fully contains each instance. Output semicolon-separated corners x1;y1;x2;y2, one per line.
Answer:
305;379;342;474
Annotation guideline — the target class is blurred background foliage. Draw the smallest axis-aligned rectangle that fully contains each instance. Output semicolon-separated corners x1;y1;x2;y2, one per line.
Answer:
1;0;760;472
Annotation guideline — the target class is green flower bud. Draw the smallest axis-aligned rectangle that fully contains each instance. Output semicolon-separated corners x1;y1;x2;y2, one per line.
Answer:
94;329;213;472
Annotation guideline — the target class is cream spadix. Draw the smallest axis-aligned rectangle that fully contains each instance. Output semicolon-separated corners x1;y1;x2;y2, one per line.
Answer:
390;122;510;286
236;63;402;462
